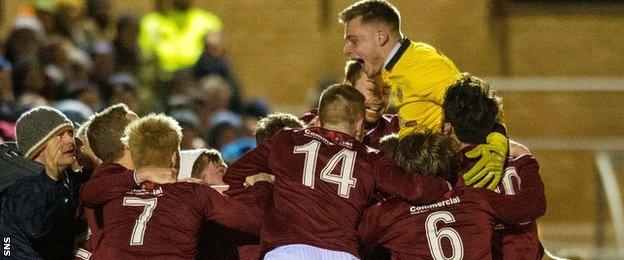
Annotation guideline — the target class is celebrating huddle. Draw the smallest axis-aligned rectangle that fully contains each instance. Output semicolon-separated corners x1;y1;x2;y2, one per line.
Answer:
0;0;546;259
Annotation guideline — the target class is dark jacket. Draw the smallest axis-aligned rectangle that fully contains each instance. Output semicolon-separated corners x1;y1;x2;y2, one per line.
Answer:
0;142;41;192
1;164;84;259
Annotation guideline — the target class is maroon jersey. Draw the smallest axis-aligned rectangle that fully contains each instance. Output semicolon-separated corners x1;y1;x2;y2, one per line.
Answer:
80;172;269;259
491;153;545;260
224;126;450;257
300;109;398;149
453;146;546;260
358;187;545;260
76;163;130;259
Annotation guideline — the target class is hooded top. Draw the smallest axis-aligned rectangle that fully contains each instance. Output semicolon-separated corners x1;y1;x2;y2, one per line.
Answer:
178;149;206;179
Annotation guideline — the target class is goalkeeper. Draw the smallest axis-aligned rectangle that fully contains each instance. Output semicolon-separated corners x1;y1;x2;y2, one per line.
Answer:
339;0;507;189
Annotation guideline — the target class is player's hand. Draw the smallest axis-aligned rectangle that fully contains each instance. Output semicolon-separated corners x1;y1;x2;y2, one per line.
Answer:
136;167;178;184
463;132;508;190
44;136;62;180
244;172;275;187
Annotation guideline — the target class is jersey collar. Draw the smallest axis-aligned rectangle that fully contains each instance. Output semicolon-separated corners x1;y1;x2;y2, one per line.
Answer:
384;38;411;71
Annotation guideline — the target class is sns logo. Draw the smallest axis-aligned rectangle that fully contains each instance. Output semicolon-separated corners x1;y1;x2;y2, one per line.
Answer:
3;236;10;256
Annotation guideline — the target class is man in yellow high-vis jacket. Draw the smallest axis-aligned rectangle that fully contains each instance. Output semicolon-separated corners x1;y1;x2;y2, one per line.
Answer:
339;0;507;189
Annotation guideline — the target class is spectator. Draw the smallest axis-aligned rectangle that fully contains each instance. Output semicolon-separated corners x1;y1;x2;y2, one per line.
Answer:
53;1;88;50
109;73;141;114
170;108;205;149
196;74;232;132
62;81;102;111
40;36;72;96
0;106;85;258
113;13;142;75
80;0;115;47
240;99;270;138
12;57;48;99
139;0;223;79
166;69;196;110
90;41;115;101
0;58;17;124
4;27;42;65
193;32;243;112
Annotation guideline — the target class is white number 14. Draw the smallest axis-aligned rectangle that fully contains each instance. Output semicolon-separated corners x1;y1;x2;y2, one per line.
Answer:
293;140;357;198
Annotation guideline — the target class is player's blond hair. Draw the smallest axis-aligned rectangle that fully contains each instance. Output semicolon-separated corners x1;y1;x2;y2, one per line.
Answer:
122;114;182;168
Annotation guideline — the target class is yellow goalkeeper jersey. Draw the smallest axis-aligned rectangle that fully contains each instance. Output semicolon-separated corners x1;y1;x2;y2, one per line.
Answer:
381;39;460;137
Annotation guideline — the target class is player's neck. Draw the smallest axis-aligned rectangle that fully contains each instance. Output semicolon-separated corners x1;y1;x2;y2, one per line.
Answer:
380;34;402;62
322;124;356;138
116;150;135;170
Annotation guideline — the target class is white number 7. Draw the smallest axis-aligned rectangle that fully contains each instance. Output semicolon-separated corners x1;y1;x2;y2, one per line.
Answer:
294;140;357;198
123;197;158;245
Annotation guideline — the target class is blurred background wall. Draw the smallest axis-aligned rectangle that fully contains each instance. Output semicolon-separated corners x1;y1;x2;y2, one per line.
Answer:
2;0;623;258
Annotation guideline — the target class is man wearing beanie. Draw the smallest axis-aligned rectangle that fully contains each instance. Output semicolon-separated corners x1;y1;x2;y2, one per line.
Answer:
0;106;85;259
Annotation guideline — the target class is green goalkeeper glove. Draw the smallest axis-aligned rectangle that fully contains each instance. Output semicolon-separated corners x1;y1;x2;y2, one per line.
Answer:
463;132;508;190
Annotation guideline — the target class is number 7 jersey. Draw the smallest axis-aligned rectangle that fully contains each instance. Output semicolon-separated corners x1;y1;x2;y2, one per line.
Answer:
224;127;451;257
80;171;269;260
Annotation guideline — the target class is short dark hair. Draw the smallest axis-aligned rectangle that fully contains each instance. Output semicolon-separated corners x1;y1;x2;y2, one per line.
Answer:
88;104;133;163
394;131;460;183
344;60;363;86
255;113;305;145
443;73;501;144
318;84;365;127
339;0;401;33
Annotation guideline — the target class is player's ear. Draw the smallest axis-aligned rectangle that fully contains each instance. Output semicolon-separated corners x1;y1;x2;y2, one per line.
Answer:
355;117;365;141
376;30;389;47
171;150;179;169
442;122;453;136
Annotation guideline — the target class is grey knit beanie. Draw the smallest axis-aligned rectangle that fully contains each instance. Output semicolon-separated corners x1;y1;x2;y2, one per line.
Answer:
15;106;73;159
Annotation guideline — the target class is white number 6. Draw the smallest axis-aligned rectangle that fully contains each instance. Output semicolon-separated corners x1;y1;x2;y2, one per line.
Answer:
425;211;464;260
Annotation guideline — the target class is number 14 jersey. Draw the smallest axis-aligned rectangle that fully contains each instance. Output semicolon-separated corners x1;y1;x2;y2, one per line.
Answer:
228;127;451;257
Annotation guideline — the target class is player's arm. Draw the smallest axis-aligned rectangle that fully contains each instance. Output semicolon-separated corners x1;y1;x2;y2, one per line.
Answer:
477;157;546;224
80;167;175;207
358;203;384;254
79;170;138;207
373;155;450;204
199;181;273;235
222;140;272;192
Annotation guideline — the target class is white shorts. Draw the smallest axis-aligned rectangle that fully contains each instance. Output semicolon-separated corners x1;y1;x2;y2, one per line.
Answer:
264;244;359;260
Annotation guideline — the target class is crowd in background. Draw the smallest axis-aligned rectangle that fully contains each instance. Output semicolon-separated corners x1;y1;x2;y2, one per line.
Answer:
0;0;268;163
